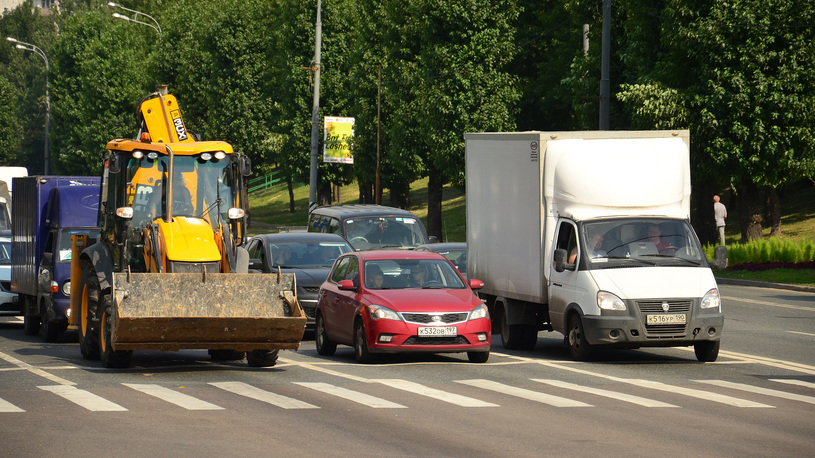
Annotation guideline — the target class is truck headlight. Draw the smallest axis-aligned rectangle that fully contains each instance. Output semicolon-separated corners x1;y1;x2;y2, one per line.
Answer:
701;288;721;312
597;291;626;311
469;303;489;320
63;281;71;296
368;304;402;321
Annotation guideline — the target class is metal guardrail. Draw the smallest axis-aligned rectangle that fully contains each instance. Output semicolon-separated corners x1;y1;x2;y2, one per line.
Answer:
248;170;283;193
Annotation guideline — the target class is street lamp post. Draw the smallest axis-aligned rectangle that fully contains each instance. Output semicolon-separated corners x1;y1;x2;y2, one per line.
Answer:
7;37;49;175
107;2;162;37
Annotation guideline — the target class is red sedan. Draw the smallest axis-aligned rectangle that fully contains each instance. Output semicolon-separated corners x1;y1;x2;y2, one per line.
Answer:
315;250;491;363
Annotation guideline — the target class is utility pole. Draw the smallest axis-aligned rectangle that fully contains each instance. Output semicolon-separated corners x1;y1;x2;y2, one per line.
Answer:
376;63;382;205
599;0;611;130
308;0;323;212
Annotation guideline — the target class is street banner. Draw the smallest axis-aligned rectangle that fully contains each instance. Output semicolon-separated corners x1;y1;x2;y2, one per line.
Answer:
323;116;355;164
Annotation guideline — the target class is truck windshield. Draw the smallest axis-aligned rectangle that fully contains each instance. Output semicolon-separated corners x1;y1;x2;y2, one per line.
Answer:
126;153;234;231
57;229;101;262
581;218;705;267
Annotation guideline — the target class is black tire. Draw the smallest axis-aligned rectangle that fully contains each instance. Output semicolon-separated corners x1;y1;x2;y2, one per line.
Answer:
208;350;246;361
246;349;279;367
567;314;594;361
39;298;61;343
468;351;490;363
79;263;101;360
315;313;337;356
99;294;133;369
22;296;40;336
694;340;720;362
498;305;537;351
354;320;373;364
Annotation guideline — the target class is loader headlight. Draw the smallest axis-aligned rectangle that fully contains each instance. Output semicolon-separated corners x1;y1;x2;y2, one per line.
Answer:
228;208;245;219
597;291;626;311
200;152;213;161
132;150;144;160
116;207;134;219
214;151;226;160
701;288;721;312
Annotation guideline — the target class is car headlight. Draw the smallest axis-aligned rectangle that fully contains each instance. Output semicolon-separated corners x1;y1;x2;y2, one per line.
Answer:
701;288;721;312
469;303;489;320
368;304;402;321
597;291;626;311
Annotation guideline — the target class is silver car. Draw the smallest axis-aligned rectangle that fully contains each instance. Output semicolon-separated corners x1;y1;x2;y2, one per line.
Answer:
0;236;20;316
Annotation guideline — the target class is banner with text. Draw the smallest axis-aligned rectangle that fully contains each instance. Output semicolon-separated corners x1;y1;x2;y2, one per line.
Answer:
323;116;355;164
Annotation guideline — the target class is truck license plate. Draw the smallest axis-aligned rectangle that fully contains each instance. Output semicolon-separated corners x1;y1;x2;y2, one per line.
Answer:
646;314;686;325
418;326;457;337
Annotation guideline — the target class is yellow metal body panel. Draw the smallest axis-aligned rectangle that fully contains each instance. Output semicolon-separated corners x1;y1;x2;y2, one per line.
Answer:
139;93;194;144
157;217;221;262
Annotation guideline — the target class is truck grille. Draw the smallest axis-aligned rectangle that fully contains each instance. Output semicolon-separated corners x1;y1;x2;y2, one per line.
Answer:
637;300;692;337
637;300;692;313
402;336;470;345
401;312;469;324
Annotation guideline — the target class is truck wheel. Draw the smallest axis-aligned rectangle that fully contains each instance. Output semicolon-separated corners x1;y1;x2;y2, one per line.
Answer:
315;313;337;356
99;295;133;369
694;340;720;362
468;351;490;363
22;297;41;336
567;314;594;361
79;263;101;360
498;306;537;351
39;298;60;343
208;350;246;361
354;320;374;364
246;349;279;367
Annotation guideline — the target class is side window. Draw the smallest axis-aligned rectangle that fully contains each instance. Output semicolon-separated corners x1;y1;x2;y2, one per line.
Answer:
555;221;578;269
247;240;262;259
329;218;340;234
344;257;360;285
307;213;322;232
331;257;350;283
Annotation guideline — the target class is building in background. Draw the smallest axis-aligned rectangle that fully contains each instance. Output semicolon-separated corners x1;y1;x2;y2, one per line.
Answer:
1;1;55;16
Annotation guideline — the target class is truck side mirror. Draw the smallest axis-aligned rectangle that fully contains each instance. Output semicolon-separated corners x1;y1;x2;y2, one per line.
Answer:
553;248;569;273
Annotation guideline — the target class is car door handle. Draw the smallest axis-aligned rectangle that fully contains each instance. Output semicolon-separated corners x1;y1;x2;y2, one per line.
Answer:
552;282;562;287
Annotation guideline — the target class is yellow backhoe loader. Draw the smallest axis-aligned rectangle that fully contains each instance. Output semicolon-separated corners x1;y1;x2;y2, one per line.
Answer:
68;89;305;368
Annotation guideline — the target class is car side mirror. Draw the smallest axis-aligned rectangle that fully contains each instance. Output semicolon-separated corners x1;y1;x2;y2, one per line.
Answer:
248;258;263;271
428;235;439;244
338;279;356;291
469;279;484;290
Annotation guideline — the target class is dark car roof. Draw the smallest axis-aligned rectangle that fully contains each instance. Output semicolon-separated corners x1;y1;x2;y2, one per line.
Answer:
251;232;352;244
416;242;466;252
309;204;420;220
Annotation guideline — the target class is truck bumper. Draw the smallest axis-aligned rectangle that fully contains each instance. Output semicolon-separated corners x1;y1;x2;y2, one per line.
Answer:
582;312;724;348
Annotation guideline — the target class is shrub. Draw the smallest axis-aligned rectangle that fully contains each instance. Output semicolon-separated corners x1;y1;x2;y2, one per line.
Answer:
705;238;815;266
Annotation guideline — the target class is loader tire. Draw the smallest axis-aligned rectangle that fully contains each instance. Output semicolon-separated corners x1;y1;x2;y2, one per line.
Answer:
99;294;132;369
79;263;101;360
246;349;279;367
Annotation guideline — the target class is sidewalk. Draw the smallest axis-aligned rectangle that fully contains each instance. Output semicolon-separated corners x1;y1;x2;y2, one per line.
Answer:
714;277;815;294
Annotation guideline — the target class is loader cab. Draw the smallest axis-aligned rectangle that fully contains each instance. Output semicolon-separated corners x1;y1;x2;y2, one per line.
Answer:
100;145;249;272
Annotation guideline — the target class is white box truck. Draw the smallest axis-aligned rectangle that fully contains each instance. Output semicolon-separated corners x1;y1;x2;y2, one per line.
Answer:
465;130;723;362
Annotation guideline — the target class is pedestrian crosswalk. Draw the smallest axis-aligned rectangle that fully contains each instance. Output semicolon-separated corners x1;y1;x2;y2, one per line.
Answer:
1;377;813;414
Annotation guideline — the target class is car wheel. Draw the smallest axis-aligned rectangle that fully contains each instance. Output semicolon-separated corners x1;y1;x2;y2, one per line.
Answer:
315;313;337;356
694;340;720;362
354;319;373;364
246;349;279;367
468;351;489;363
567;314;594;361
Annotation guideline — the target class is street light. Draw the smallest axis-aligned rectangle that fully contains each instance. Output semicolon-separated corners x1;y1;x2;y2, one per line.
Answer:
107;2;162;37
8;37;50;175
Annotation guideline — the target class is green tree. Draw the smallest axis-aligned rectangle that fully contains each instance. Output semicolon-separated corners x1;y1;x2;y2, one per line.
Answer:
0;76;24;164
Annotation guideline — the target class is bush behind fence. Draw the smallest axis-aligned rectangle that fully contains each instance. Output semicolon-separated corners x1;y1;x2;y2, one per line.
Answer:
704;238;815;266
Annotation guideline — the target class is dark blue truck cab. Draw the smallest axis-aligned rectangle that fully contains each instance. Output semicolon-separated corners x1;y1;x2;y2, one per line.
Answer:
11;176;101;341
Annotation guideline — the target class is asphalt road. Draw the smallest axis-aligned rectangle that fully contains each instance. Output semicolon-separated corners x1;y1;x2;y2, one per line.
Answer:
0;284;813;457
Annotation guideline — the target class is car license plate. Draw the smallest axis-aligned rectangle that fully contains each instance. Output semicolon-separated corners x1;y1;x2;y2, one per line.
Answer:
418;326;457;337
646;314;686;325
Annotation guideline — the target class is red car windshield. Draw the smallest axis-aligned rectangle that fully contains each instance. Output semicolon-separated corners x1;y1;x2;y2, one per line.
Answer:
363;258;466;289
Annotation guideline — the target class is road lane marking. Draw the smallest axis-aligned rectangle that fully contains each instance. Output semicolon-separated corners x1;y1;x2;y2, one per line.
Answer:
278;357;373;383
211;382;319;409
457;379;591;407
0;397;24;413
295;382;406;408
531;379;679;408
620;379;773;408
38;385;128;411
770;379;815;390
0;351;76;386
123;383;224;410
696;380;815;405
721;295;814;312
787;331;815;338
373;379;498;407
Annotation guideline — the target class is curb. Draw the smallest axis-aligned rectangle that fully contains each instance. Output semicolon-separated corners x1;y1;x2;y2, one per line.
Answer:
714;277;815;293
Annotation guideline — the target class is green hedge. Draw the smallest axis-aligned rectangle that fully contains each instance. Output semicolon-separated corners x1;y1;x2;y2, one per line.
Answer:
704;238;815;265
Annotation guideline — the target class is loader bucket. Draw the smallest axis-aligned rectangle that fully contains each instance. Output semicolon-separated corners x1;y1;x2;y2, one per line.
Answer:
110;271;306;352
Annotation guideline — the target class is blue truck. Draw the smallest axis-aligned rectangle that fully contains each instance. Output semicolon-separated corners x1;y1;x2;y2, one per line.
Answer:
11;176;101;341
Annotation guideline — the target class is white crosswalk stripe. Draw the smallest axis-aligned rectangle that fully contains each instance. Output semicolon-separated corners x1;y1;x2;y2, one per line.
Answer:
0;397;24;413
294;382;406;408
123;383;224;410
39;385;128;412
531;379;679;408
770;379;815;390
373;379;497;407
211;382;319;409
457;379;591;407
697;380;815;405
618;379;774;408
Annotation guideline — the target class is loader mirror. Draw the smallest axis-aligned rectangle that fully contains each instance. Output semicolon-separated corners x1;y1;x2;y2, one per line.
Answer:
239;155;251;176
108;152;121;174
